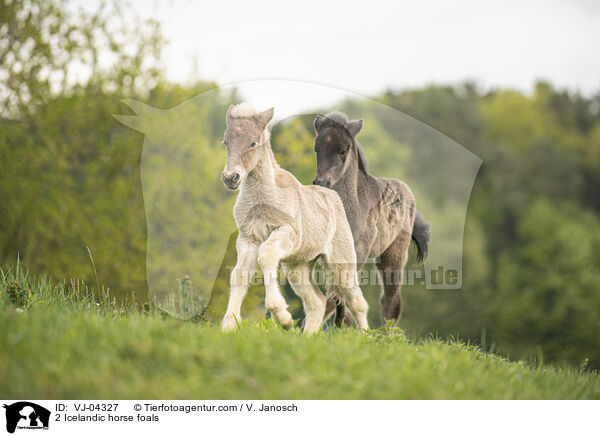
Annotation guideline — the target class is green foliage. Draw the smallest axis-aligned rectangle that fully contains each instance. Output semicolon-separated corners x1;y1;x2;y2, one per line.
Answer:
492;199;600;365
5;280;33;308
381;82;600;368
271;116;317;185
0;89;149;297
0;0;163;300
0;266;136;317
0;0;163;118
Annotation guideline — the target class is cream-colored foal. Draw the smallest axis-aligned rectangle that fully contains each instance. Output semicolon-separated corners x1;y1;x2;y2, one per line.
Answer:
220;103;369;335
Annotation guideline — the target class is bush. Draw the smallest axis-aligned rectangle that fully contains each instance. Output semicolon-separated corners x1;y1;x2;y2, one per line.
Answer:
491;199;600;367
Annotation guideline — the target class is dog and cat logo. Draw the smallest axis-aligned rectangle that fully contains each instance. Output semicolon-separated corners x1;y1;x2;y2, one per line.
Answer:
2;402;50;433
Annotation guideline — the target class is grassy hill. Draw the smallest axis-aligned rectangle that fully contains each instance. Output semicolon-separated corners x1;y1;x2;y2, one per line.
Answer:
1;269;599;399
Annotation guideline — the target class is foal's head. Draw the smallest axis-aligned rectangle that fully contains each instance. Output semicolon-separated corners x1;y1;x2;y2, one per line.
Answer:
222;103;274;190
313;112;366;188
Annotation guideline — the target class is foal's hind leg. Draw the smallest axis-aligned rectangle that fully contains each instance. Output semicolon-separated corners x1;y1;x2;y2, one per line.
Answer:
282;262;326;335
337;280;369;330
377;230;411;324
324;292;353;327
327;229;376;328
323;251;369;330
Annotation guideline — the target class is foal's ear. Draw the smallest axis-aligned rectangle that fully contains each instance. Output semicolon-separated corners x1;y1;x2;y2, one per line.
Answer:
314;115;325;132
347;119;363;137
225;105;235;124
256;107;274;129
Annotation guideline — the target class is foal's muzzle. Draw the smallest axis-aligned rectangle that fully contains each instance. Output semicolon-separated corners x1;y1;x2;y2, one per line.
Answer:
313;177;331;189
222;171;241;190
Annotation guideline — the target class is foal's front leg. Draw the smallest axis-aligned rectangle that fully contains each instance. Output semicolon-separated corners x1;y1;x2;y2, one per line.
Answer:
222;236;259;332
258;225;297;329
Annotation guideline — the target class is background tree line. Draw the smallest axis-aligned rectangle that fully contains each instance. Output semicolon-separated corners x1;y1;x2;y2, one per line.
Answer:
1;0;599;368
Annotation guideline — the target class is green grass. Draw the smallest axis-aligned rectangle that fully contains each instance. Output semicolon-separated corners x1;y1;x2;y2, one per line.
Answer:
1;268;599;399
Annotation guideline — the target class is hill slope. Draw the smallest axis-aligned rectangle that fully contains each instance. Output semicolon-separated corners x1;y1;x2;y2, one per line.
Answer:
1;270;598;399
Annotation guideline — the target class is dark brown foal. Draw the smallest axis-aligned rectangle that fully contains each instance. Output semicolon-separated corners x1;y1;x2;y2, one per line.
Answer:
313;111;431;327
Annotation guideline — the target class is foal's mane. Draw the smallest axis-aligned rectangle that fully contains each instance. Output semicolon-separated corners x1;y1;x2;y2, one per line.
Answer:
323;111;369;174
356;142;369;174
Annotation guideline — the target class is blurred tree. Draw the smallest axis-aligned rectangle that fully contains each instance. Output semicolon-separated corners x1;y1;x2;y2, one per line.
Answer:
380;82;600;368
271;115;316;185
0;0;162;299
0;0;163;120
492;199;600;366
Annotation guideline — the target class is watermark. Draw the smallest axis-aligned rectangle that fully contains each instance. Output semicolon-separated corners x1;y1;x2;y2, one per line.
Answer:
227;265;458;288
2;400;594;434
114;80;481;319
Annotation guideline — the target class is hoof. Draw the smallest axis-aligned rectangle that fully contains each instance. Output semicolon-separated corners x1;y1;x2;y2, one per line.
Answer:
381;296;402;322
303;326;320;335
271;309;293;330
279;312;294;330
222;313;239;332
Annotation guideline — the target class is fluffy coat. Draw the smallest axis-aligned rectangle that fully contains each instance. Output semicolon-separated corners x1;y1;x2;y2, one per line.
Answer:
313;111;431;325
221;104;369;334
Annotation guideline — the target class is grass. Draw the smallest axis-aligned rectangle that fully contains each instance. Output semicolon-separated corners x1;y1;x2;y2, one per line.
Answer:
1;268;599;399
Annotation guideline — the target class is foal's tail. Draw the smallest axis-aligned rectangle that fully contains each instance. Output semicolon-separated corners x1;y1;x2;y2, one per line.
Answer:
412;210;431;263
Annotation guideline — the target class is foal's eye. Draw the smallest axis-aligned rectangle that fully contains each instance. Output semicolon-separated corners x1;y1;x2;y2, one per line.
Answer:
250;142;257;148
340;149;347;156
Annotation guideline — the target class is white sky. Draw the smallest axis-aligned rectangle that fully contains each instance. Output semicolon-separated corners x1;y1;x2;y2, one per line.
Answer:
129;0;600;112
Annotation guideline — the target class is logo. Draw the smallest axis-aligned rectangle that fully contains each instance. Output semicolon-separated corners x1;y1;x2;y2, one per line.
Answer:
3;402;50;434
